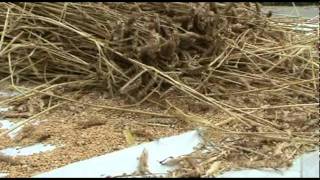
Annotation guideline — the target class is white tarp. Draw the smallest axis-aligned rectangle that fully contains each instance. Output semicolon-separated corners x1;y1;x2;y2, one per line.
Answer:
0;144;56;157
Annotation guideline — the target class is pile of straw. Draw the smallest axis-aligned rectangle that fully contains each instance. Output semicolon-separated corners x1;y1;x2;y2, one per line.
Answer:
0;2;318;177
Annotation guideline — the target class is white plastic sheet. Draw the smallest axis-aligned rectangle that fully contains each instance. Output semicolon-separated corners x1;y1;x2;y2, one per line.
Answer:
0;173;8;178
0;144;56;157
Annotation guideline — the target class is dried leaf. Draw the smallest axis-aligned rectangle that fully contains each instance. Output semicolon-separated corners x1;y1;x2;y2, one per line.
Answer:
123;128;136;146
77;119;106;129
205;161;221;177
160;157;182;166
137;148;150;175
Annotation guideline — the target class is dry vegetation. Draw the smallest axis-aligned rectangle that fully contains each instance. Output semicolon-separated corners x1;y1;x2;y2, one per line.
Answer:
0;2;318;177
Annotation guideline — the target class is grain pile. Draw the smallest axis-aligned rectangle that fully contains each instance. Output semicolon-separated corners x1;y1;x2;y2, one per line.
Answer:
0;2;318;177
